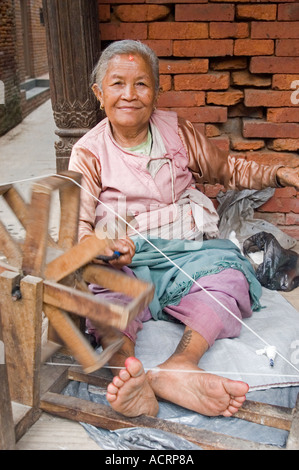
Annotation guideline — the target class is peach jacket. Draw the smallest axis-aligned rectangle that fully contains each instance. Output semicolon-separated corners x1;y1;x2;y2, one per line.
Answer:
69;109;281;242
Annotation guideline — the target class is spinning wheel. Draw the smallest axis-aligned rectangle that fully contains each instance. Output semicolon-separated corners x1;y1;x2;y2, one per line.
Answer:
0;171;154;373
0;171;153;448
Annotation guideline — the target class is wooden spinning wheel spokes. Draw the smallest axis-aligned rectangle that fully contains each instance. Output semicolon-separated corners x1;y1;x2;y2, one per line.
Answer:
0;171;154;374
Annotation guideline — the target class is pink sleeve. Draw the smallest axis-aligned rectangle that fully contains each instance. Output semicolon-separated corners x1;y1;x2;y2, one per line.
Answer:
68;145;102;242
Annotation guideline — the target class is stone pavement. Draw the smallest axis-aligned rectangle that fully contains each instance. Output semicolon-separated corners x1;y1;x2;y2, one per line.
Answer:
0;99;58;242
0;99;56;186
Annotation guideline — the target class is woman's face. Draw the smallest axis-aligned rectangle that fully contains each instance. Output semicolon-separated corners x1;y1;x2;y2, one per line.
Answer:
93;54;157;135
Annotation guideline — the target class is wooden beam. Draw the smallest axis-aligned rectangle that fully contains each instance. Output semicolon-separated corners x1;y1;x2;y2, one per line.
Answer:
286;394;299;449
0;221;22;268
43;304;123;374
43;280;128;329
235;399;293;432
58;173;81;250
22;190;51;276
2;186;28;228
0;338;15;449
31;171;81;194
44;234;111;282
82;264;153;298
40;391;279;450
0;272;43;407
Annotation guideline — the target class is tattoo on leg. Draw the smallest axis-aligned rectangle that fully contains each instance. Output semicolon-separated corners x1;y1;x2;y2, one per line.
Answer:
175;330;192;354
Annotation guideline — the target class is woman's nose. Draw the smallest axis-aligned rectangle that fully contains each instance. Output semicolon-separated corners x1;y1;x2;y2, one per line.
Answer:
122;84;136;100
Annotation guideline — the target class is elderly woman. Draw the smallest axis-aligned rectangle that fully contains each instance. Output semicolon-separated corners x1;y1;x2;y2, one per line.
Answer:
69;40;299;419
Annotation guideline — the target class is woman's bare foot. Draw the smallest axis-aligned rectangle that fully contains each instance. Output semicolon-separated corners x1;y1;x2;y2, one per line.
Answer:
106;357;159;417
147;356;249;417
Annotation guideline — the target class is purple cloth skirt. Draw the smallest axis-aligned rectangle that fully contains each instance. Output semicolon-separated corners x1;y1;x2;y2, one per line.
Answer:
87;266;253;347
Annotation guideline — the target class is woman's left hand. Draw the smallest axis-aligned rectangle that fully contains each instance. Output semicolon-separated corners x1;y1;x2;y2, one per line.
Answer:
94;236;136;269
277;166;299;191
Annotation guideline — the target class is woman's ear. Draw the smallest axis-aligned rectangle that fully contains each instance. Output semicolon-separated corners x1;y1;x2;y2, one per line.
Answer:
92;83;102;103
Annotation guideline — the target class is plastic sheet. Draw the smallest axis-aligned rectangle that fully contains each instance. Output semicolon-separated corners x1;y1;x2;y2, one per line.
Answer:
243;231;299;292
217;189;297;250
63;380;299;450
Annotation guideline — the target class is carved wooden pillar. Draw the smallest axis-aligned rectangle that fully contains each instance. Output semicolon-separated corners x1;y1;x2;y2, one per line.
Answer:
43;0;102;172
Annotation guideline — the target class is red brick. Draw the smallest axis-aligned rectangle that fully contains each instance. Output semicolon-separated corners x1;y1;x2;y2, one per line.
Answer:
267;108;299;123
209;22;249;39
259;197;299;214
143;40;172;56
211;58;247;71
286;213;299;225
98;5;110;22
231;137;265;151
272;74;299;90
158;90;205;108
159;59;209;75
243;120;299;139
278;3;299;21
276;39;299;57
204;184;225;198
228;104;263;119
173;40;233;58
210;0;296;2
207;90;244;106
175;4;234;22
236;4;277;21
251;22;299;39
209;0;296;2
234;39;274;56
174;72;230;91
159;74;171;92
250;57;299;74
268;139;299;151
205;124;221;137
244;90;295;108
274;187;298;198
114;5;170;22
99;23;147;40
232;70;271;87
278;225;299;240
164;106;227;123
210;136;230;152
254;212;286;226
146;0;207;3
244;151;299;168
149;22;208;39
99;0;144;3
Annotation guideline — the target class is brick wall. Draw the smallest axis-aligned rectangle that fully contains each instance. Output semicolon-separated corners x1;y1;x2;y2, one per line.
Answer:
98;0;299;240
0;0;49;136
15;0;48;83
26;0;49;79
0;0;22;135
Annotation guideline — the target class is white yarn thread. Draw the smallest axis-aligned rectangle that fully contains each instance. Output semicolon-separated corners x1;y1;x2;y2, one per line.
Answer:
3;172;299;376
45;361;299;379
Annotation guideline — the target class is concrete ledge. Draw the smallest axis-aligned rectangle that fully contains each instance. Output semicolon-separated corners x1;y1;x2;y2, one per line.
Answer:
21;79;50;101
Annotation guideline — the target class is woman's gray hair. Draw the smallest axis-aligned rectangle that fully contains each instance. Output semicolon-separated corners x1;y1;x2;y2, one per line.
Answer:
92;40;160;92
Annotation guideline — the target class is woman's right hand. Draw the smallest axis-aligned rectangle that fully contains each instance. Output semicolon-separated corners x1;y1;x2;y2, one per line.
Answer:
94;236;136;269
